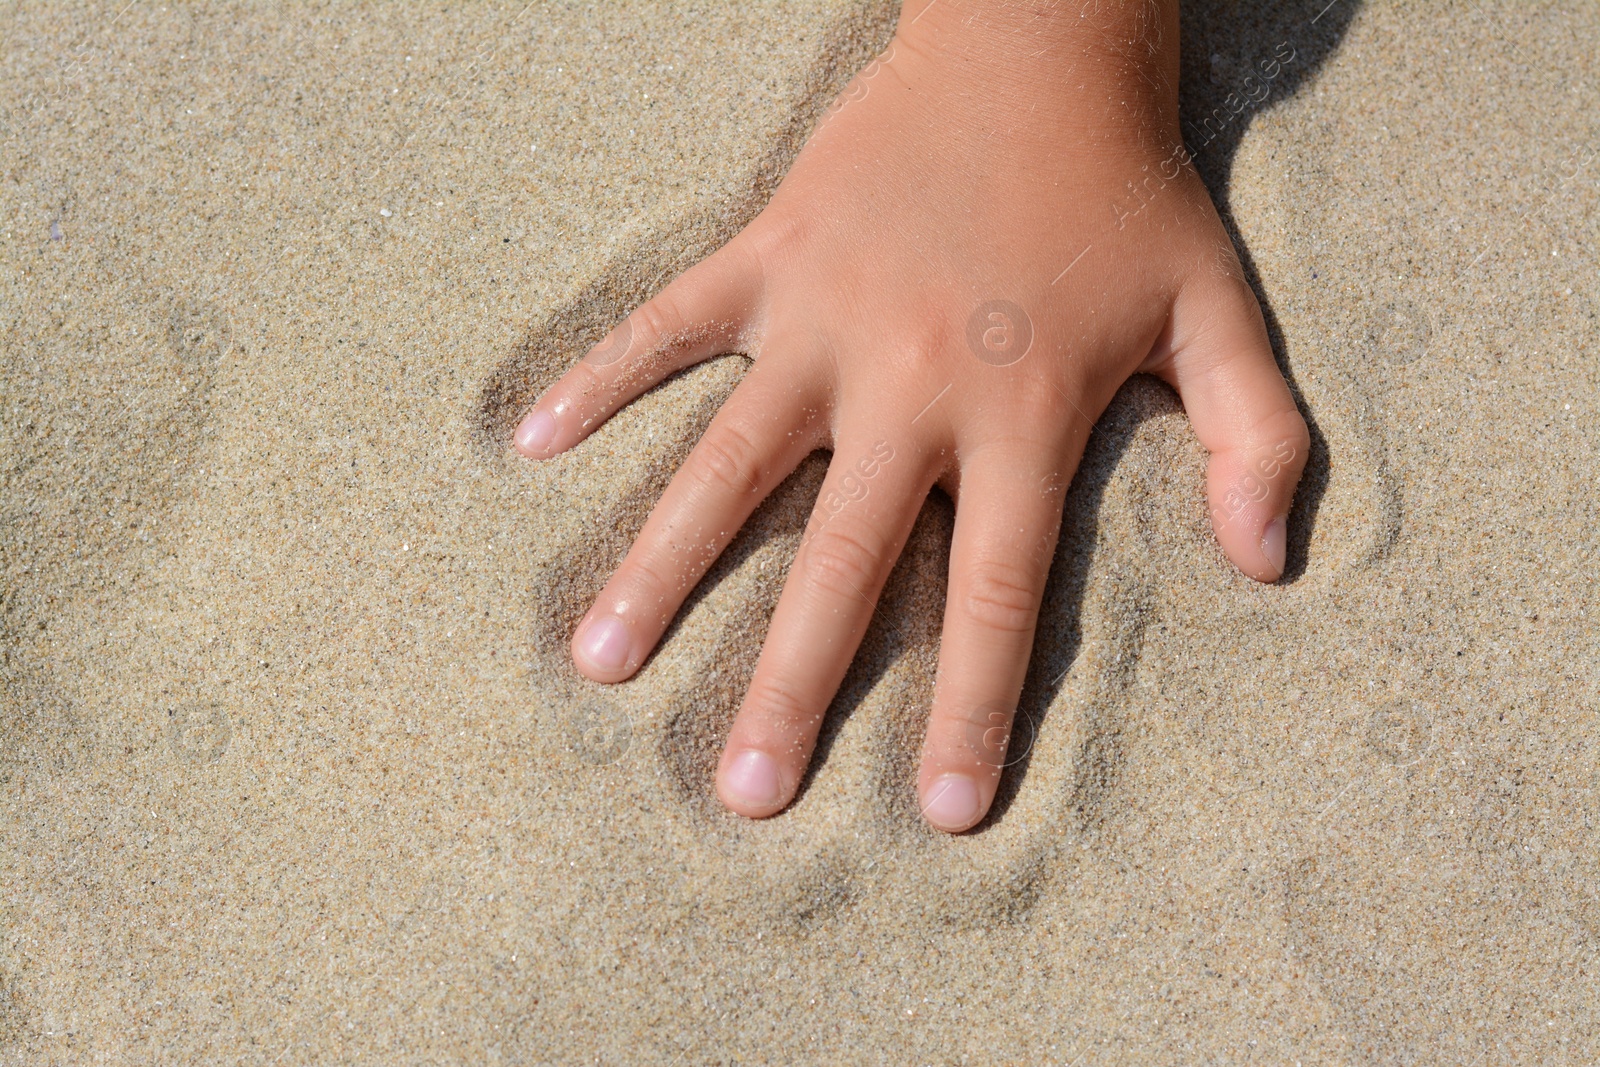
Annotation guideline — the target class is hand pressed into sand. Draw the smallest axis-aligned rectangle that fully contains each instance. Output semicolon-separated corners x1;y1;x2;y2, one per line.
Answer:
515;1;1308;832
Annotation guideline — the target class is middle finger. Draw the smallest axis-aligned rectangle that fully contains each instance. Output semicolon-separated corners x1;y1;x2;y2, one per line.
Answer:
716;428;936;817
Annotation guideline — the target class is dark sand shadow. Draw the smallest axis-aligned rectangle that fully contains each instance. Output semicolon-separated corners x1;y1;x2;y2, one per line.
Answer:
1179;0;1363;580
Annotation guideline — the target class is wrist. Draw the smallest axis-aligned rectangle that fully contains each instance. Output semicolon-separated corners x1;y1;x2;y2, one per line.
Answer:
892;0;1181;144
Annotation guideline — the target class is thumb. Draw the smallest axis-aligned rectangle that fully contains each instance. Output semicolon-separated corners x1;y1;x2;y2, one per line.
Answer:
1146;273;1310;582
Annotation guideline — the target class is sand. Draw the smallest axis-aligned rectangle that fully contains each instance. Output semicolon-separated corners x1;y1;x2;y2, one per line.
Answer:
2;0;1598;1062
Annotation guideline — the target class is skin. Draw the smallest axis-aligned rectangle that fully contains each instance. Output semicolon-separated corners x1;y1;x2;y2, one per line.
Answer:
515;0;1310;832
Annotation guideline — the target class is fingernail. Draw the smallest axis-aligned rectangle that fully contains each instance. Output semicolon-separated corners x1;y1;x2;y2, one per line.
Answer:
921;774;981;831
576;615;631;673
724;750;782;809
515;409;556;456
1261;516;1287;579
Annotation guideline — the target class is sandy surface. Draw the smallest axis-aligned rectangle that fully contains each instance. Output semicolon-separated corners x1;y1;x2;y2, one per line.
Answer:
2;0;1598;1062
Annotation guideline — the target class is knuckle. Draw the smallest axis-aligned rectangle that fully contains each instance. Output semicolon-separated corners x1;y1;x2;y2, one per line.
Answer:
961;558;1040;634
618;553;682;609
1244;410;1312;483
689;423;763;496
632;292;684;346
952;706;1013;766
1283;414;1312;459
742;675;817;737
745;208;811;262
802;522;882;601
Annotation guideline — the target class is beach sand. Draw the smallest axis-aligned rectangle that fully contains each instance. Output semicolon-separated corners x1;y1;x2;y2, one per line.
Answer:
2;0;1598;1062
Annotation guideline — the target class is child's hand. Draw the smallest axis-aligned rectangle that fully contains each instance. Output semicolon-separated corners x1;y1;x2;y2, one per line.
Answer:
515;0;1308;832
